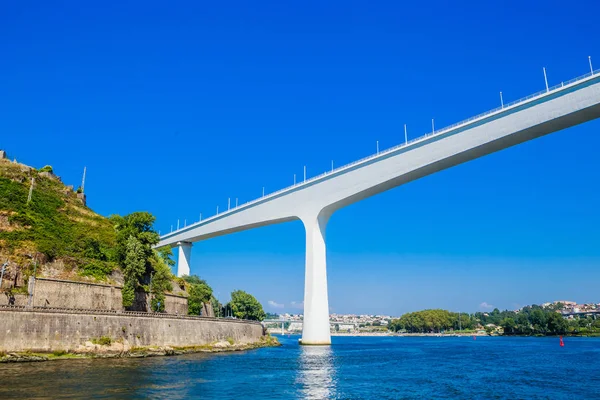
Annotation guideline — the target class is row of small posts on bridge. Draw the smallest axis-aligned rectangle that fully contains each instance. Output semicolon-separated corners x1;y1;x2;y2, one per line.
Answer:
166;56;597;236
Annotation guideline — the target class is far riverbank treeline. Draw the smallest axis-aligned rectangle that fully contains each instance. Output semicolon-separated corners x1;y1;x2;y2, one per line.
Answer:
389;307;600;336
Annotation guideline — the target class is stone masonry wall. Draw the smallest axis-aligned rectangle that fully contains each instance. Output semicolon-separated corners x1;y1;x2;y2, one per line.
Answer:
0;309;264;352
164;294;187;315
28;278;123;311
0;293;28;307
0;278;188;315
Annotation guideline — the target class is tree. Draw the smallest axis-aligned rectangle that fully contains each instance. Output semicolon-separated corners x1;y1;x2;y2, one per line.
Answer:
516;313;531;335
212;297;223;317
122;236;147;308
149;252;173;312
530;309;547;334
500;317;516;334
112;212;164;309
157;247;176;270
547;312;568;335
183;275;213;315
228;290;266;321
110;212;159;266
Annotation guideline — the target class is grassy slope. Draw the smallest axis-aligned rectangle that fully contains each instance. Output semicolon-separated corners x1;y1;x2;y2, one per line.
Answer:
0;158;117;282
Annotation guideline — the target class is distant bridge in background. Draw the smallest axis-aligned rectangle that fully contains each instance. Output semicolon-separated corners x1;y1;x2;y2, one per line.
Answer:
158;62;600;345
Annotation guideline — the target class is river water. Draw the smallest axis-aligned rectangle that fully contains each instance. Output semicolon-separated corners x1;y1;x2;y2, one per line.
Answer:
1;335;599;399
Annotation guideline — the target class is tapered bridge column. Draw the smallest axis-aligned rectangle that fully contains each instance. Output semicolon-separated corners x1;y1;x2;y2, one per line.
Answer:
176;241;192;277
301;210;331;345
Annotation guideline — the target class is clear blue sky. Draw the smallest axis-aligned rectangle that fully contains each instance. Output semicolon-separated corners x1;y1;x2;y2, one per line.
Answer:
2;1;599;316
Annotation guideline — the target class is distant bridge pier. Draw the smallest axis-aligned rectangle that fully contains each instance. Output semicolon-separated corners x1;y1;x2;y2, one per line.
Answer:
176;241;192;277
300;209;332;345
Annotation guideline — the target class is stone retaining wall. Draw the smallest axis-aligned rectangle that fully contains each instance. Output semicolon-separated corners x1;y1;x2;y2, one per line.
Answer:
29;278;123;311
0;278;189;315
164;293;187;315
0;308;264;352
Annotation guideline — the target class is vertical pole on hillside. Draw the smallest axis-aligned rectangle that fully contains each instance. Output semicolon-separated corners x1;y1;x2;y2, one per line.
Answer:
304;166;306;182
236;198;238;207
590;56;594;74
177;219;180;230
149;271;154;312
543;67;549;92
228;198;230;210
432;119;435;135
28;257;38;307
216;206;219;215
376;141;379;155
294;174;296;185
262;187;265;197
81;166;87;193
331;160;334;172
404;124;408;144
199;213;202;222
27;178;34;204
0;261;7;291
500;92;504;108
184;219;186;227
170;225;173;233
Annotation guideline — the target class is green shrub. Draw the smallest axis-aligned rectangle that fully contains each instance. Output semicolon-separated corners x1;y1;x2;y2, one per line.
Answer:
8;212;34;226
122;281;135;308
38;165;53;173
91;336;112;346
52;350;67;357
79;260;114;280
0;175;117;265
226;337;235;345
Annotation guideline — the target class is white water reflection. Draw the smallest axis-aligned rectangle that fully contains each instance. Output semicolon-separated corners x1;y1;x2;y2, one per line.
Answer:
297;346;337;399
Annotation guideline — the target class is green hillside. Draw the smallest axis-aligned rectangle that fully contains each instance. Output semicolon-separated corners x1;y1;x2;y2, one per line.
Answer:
0;156;117;281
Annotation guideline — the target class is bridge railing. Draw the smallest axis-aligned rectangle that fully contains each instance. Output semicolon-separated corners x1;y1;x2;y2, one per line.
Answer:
0;305;262;325
163;68;598;239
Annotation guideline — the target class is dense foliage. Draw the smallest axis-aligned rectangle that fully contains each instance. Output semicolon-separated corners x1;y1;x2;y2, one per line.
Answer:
389;309;475;333
0;162;117;278
390;306;600;336
182;275;213;316
227;290;266;321
486;306;600;336
149;250;173;312
110;212;174;310
0;158;282;317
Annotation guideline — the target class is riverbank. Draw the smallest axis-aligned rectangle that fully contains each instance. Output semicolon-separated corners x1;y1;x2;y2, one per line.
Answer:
0;307;266;353
0;335;280;363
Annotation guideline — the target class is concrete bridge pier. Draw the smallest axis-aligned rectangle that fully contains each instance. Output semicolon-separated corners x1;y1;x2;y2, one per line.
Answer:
176;241;192;277
300;209;332;345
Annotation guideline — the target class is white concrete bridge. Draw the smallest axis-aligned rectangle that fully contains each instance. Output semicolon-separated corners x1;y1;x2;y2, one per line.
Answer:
158;66;600;345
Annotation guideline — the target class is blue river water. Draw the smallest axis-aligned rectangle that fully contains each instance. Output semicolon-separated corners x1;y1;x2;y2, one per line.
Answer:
1;335;599;399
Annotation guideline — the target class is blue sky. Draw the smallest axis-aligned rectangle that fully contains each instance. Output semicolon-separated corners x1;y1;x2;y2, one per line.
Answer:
1;1;599;316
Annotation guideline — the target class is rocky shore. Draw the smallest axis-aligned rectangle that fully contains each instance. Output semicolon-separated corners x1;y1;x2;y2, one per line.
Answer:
0;335;280;363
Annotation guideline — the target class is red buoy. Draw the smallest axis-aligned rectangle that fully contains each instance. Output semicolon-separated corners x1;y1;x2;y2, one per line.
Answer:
559;336;565;347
